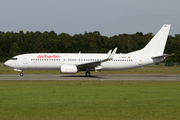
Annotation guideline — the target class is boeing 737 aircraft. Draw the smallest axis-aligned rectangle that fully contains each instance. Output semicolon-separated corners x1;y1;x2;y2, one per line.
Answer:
4;24;173;77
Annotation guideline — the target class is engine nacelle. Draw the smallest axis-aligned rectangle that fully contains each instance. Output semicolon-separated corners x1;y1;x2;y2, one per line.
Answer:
60;65;78;74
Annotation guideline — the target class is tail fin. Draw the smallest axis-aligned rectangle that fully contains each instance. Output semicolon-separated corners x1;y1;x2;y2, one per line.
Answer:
129;24;171;56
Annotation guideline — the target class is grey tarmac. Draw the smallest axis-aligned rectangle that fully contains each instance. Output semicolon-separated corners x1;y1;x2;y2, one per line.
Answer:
0;74;180;81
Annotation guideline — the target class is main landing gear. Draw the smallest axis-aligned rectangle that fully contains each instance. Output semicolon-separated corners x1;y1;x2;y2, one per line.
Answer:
85;71;91;77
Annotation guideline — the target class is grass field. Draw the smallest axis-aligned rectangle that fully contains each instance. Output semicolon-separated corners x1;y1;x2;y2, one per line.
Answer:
1;64;180;119
0;80;180;120
0;63;180;75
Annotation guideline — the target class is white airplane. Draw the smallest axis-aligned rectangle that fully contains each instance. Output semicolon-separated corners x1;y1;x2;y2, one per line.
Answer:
4;24;173;77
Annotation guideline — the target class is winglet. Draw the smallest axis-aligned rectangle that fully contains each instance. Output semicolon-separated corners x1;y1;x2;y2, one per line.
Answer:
107;49;112;56
108;47;117;60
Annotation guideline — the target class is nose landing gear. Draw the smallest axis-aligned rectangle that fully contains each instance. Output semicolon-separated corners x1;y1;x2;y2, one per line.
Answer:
14;69;23;76
20;72;24;76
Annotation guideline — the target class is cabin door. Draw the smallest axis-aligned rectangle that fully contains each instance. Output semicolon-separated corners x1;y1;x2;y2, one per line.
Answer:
138;56;142;65
23;56;27;64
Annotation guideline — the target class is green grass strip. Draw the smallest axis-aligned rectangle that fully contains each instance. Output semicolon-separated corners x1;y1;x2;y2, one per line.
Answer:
0;80;180;120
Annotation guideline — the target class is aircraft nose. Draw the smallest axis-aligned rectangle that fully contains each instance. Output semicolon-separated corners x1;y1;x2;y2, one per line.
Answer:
4;60;11;66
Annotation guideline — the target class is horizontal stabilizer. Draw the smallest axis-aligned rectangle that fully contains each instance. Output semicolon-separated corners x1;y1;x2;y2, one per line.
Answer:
152;53;174;59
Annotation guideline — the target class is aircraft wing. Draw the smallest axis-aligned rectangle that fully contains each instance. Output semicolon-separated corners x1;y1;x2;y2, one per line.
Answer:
76;47;117;71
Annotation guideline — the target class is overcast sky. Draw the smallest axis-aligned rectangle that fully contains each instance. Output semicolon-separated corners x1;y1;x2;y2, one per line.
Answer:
0;0;179;36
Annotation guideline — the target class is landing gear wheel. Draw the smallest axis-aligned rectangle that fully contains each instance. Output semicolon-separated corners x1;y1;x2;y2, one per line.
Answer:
20;72;24;76
85;71;91;77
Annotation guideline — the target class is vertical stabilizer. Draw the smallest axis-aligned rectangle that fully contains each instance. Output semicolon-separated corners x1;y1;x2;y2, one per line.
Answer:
129;24;171;57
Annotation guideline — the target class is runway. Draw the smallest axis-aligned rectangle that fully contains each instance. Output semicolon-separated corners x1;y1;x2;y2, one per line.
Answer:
0;74;180;81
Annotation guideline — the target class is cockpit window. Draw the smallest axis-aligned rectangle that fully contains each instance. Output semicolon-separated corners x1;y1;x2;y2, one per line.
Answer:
12;58;17;60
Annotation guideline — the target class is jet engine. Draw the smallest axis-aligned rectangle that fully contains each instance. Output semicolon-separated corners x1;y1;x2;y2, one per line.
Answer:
60;65;78;74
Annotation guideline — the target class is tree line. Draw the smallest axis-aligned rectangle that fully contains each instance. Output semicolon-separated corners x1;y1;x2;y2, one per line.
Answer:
0;31;179;63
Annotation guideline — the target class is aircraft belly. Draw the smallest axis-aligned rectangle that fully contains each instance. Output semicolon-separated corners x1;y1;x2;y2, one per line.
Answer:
27;62;60;70
102;62;140;70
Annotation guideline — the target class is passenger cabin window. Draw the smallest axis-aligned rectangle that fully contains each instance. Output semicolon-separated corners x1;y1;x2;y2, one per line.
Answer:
12;58;17;60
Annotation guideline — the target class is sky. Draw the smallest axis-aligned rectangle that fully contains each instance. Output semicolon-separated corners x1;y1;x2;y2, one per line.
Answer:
0;0;179;37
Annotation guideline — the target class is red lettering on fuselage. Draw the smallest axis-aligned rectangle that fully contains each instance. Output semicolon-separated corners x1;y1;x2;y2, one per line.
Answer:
38;55;60;59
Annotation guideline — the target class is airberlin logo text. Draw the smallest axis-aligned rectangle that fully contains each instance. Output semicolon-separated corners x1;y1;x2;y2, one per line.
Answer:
38;55;60;59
